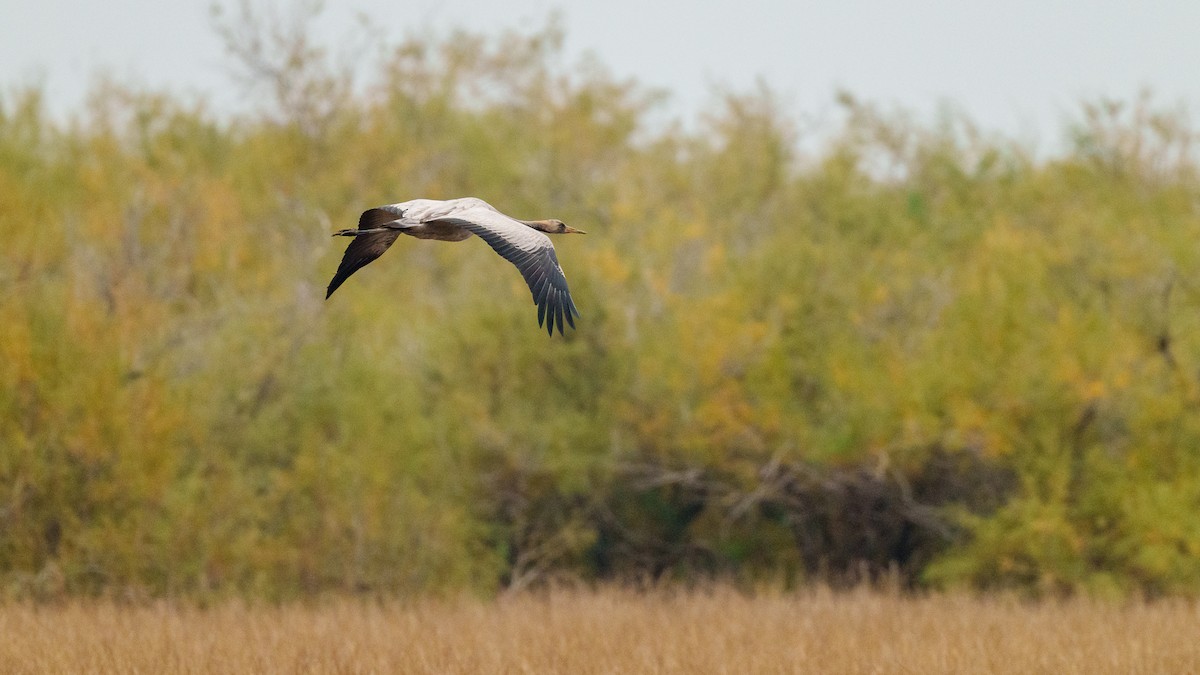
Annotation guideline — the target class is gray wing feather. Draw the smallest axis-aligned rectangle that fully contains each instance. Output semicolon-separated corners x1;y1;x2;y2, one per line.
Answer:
429;208;580;336
326;229;401;298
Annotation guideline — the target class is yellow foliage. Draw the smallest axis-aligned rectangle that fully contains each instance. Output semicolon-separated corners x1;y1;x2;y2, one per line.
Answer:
3;15;1200;599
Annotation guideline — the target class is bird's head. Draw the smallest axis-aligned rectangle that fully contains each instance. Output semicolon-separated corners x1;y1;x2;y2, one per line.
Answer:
556;219;587;234
530;218;586;234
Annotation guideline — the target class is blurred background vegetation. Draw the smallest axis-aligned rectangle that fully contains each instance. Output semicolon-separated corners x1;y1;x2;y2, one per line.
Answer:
3;4;1200;601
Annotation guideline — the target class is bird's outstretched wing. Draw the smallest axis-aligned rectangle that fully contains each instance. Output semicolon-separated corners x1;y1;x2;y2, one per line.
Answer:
325;208;405;298
430;208;580;336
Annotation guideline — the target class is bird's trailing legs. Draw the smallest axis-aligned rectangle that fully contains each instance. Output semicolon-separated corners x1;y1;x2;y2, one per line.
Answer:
331;227;393;237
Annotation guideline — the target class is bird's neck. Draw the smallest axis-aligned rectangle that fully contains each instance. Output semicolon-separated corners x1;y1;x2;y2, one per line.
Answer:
519;219;555;232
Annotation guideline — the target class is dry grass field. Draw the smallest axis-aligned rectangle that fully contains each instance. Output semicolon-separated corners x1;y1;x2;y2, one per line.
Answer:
1;588;1197;674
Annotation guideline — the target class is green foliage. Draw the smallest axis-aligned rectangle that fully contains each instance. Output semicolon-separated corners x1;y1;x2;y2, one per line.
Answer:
3;7;1200;599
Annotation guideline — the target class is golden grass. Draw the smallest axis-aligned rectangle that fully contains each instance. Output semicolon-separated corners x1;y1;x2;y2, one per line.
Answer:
1;587;1197;674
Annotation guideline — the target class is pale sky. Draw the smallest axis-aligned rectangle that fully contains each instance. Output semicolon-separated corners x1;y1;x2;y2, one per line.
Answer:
3;1;1199;148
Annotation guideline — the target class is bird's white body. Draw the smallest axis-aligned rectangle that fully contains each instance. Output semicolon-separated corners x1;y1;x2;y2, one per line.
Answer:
388;197;493;222
382;198;486;240
327;197;584;335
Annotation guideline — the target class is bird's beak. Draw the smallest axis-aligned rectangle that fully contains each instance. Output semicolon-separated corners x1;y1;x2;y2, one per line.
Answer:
563;226;587;234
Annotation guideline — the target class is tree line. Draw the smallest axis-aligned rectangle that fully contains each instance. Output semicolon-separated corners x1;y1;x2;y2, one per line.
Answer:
2;9;1199;599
